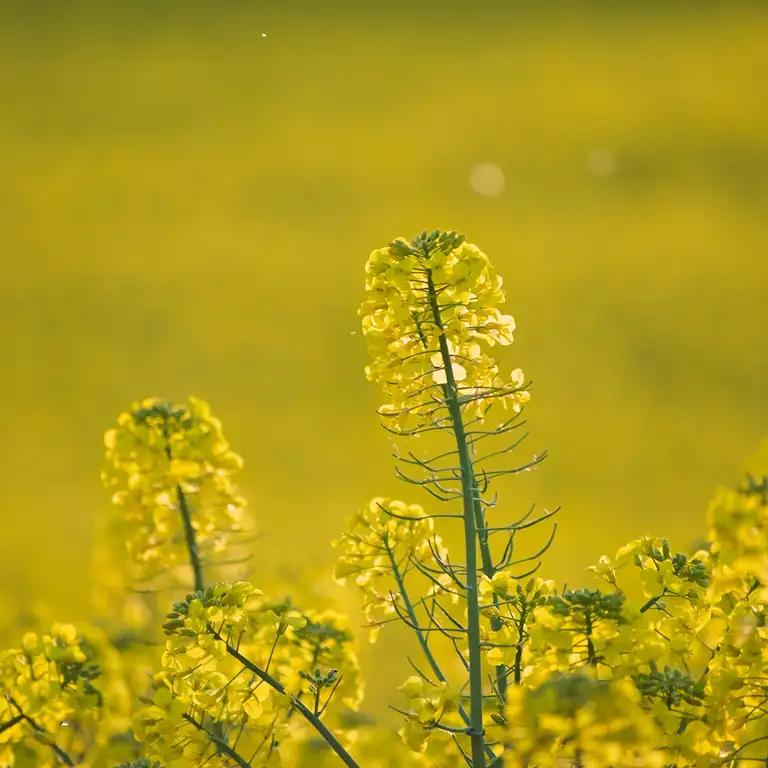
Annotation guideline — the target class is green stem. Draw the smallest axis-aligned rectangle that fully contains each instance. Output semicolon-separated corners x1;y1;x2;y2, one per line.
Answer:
585;614;597;667
471;486;509;704
472;491;511;707
513;608;528;685
177;484;205;593
166;426;248;759
426;270;486;767
388;547;476;732
6;697;75;766
473;492;493;573
168;438;236;755
163;422;205;593
183;714;250;768
388;548;498;765
0;715;23;735
387;546;448;684
639;592;664;614
211;627;360;768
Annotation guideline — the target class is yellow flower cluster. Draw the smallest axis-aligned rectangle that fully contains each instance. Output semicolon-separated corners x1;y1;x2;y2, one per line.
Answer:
102;398;248;584
280;721;467;768
397;676;460;753
525;543;712;762
359;230;529;430
707;476;768;599
0;623;131;768
136;582;362;767
702;476;768;765
505;671;663;768
480;573;555;672
333;498;446;642
512;510;768;767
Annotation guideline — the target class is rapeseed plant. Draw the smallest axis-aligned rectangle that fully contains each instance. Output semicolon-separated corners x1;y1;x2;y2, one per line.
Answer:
0;230;765;767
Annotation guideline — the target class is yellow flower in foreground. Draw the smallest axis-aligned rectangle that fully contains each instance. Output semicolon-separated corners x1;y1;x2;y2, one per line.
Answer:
0;623;131;767
359;230;529;431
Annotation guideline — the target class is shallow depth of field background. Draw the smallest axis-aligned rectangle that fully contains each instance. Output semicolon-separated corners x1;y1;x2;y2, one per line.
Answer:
1;0;766;713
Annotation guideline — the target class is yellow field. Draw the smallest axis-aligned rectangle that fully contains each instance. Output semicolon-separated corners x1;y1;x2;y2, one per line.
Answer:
1;2;766;712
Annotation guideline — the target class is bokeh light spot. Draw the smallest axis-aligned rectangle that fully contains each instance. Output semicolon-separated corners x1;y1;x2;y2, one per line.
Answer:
469;163;506;196
587;148;616;178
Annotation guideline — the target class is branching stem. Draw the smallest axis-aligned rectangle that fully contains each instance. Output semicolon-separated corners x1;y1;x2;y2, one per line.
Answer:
183;714;250;768
210;627;360;768
388;544;496;757
0;714;23;735
5;696;75;767
170;428;355;765
426;268;486;767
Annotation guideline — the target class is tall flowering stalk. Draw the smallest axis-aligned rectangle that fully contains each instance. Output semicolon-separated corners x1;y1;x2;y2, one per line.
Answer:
344;230;554;765
101;398;250;592
338;230;768;766
101;398;363;768
3;228;768;768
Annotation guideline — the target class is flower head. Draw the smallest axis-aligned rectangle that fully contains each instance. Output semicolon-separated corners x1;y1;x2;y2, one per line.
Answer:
505;671;664;768
0;623;131;767
359;230;529;431
102;398;249;584
333;498;448;642
137;582;362;767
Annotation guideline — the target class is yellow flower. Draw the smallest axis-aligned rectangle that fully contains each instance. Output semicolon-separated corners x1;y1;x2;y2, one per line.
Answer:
0;623;132;767
505;671;664;768
144;582;364;766
333;497;449;642
102;398;251;585
360;231;530;431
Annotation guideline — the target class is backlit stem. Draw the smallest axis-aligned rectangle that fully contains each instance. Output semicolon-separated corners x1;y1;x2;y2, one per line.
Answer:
426;268;486;767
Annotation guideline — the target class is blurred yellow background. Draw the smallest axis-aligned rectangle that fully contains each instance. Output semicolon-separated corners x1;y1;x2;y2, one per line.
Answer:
1;0;766;712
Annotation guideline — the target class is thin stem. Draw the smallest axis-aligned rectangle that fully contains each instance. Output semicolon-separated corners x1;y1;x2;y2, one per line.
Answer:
585;614;597;667
0;714;23;735
168;437;243;755
6;696;75;767
639;592;665;613
183;714;250;768
318;676;343;717
163;423;205;593
177;485;205;593
210;627;360;768
471;482;510;704
514;608;528;685
388;546;455;686
426;269;486;767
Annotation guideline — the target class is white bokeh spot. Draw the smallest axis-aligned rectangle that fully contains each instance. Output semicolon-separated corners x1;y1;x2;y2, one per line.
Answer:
469;163;506;197
587;148;615;178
